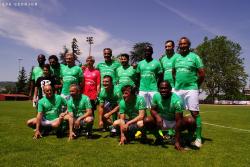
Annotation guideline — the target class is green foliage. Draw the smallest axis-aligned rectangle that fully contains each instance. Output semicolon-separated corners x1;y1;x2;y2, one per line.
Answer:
130;42;152;64
59;45;69;65
16;67;28;94
72;38;82;66
1;102;250;166
196;36;248;101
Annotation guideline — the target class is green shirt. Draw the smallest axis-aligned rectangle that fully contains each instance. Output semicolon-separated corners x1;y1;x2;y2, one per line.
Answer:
97;60;121;86
37;94;67;121
50;64;65;79
67;94;92;118
98;86;121;108
173;52;204;90
160;53;179;87
119;95;146;119
32;66;43;82
152;92;183;121
116;65;136;90
60;65;83;95
136;59;162;91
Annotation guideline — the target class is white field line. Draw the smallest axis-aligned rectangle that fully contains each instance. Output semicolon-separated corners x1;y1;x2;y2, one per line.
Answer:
184;112;250;132
202;122;250;133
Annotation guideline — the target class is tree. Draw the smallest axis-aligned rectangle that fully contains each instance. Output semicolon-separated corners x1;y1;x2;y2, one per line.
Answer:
130;42;152;65
72;38;82;65
196;36;248;101
59;45;69;64
16;67;28;94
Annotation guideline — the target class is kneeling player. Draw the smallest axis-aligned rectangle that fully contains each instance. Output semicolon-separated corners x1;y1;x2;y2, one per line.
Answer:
64;84;94;140
144;81;196;150
27;85;67;139
113;85;146;145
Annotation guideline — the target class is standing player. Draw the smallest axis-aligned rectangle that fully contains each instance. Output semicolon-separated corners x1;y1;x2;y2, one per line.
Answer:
48;55;64;94
29;54;46;104
33;64;56;104
160;40;179;88
136;46;163;109
64;84;93;139
97;48;121;86
116;53;137;91
98;75;121;133
113;85;146;145
81;56;101;114
27;85;67;139
172;37;205;148
144;81;196;150
60;53;83;100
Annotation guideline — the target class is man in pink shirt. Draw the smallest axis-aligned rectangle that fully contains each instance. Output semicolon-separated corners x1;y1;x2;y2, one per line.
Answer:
82;56;101;114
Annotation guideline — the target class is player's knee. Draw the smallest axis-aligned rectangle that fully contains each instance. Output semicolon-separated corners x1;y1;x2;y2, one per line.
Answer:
137;120;144;128
85;116;94;123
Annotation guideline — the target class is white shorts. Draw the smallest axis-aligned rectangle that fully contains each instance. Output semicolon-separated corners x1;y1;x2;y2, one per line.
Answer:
139;91;158;109
162;119;176;129
41;118;59;126
173;89;200;111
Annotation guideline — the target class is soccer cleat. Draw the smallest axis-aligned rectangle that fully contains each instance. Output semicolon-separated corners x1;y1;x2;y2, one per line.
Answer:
191;138;202;148
135;131;142;139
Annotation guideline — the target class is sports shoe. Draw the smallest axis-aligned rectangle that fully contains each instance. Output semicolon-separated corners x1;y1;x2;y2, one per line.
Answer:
135;131;142;139
191;138;202;148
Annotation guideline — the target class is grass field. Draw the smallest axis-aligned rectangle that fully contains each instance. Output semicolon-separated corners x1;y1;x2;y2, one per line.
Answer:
0;101;249;167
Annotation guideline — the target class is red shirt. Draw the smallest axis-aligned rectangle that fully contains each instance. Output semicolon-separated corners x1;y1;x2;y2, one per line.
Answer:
82;67;100;100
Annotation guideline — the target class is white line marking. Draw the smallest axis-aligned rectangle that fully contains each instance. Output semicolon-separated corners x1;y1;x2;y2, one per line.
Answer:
202;122;250;132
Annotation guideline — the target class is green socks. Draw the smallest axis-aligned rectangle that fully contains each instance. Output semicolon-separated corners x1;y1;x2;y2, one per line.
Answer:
195;114;202;139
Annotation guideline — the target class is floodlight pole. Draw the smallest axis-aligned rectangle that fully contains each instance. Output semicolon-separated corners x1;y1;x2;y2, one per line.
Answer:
86;36;94;57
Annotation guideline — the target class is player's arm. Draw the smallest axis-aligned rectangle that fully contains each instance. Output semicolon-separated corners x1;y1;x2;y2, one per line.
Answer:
175;112;184;151
150;106;162;128
104;105;119;119
34;112;43;139
98;103;104;128
125;109;145;127
197;68;205;88
96;71;101;95
33;86;38;104
119;113;126;145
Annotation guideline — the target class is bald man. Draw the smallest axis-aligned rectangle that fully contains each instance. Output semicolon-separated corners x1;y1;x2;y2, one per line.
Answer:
27;85;67;139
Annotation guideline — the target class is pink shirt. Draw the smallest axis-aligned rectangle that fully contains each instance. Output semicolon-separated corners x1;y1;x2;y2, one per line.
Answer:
82;67;100;100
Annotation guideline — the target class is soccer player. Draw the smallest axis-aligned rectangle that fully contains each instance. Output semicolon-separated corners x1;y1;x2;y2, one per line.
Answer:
33;64;56;104
48;55;64;94
60;53;83;100
26;85;67;139
144;81;196;150
172;37;205;148
97;48;121;86
136;46;163;108
113;85;146;145
81;56;101;113
116;53;137;91
160;40;179;88
98;75;121;133
64;84;93;140
29;54;46;103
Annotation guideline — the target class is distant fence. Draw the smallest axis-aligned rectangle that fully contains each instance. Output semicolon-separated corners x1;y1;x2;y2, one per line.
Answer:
0;94;29;101
214;100;250;105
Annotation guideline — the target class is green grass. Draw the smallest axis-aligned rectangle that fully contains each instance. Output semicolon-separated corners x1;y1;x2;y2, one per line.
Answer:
0;101;249;167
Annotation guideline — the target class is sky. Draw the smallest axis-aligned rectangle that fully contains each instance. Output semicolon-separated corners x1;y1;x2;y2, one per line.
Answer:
0;0;250;84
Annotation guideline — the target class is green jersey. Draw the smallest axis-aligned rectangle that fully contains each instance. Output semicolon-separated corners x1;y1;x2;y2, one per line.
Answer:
160;53;179;87
37;94;67;120
173;52;204;90
116;65;136;90
32;66;43;82
136;59;162;91
67;94;92;118
50;64;65;79
119;95;146;119
97;60;121;85
98;86;121;108
60;65;83;95
152;92;183;121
